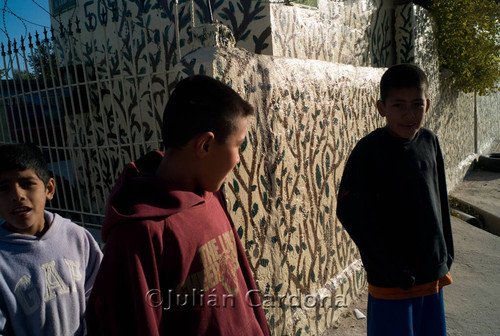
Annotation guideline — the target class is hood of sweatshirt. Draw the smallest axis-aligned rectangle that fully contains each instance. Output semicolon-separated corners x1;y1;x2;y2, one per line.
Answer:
102;151;209;242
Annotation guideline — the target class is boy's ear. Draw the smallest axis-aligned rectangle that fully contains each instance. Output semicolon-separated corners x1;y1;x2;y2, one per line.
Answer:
45;178;55;201
194;132;215;158
425;98;431;113
376;100;386;117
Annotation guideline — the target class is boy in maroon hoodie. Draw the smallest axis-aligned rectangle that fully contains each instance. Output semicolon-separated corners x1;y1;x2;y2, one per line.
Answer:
86;75;270;336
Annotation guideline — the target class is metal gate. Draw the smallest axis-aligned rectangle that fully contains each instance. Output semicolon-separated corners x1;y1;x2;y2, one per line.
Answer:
0;15;178;237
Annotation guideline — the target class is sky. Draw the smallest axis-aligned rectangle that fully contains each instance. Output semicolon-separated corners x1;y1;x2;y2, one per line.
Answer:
0;0;51;48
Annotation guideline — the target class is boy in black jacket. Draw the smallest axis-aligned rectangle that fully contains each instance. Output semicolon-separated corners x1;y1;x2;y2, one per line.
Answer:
336;64;453;336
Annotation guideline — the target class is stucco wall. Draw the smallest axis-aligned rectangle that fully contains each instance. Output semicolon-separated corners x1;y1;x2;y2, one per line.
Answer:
49;1;500;334
271;0;394;66
477;93;500;154
50;0;398;68
51;0;273;68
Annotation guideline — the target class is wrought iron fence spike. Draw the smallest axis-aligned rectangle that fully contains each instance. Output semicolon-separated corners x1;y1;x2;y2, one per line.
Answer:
43;27;49;43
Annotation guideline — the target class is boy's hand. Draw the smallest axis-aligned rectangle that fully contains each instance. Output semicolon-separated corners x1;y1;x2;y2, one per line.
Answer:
398;270;415;290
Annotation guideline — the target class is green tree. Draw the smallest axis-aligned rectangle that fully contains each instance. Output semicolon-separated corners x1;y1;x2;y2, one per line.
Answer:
12;68;34;80
28;42;59;85
430;0;500;95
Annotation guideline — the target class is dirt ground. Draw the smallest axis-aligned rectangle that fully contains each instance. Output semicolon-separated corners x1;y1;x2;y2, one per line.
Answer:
323;292;367;335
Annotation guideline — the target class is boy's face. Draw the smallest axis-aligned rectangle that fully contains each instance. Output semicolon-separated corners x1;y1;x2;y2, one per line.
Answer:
0;169;55;236
377;87;429;140
201;117;248;192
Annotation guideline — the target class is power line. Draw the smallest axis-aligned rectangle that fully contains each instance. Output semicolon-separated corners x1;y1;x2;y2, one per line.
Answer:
31;0;51;15
30;0;66;30
1;0;50;40
3;7;49;29
2;0;10;40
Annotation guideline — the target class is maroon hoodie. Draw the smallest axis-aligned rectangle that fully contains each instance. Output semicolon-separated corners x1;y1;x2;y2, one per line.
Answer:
86;151;270;336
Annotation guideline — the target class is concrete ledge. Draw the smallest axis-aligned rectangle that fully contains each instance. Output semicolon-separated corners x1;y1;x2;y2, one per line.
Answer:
449;168;500;236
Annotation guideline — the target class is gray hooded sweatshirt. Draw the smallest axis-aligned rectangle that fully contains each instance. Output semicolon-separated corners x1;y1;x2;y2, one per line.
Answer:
0;211;102;335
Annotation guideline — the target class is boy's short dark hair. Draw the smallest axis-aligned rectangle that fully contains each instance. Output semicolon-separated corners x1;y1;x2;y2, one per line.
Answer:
380;63;429;102
0;143;51;185
162;75;254;149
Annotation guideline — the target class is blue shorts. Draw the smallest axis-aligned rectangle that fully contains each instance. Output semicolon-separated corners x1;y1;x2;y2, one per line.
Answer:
367;289;446;336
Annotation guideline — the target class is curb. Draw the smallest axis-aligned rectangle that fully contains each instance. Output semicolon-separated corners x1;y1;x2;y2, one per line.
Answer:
477;153;500;172
450;197;500;237
450;207;484;230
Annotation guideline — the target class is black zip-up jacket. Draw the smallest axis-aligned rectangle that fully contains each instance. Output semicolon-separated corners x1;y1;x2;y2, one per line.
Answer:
336;127;454;289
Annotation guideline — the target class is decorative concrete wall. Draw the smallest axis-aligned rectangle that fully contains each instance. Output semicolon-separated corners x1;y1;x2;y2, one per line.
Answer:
477;93;500;154
57;18;387;332
51;0;397;68
48;0;394;222
271;0;394;66
50;0;274;220
51;0;273;67
171;35;385;334
48;1;500;334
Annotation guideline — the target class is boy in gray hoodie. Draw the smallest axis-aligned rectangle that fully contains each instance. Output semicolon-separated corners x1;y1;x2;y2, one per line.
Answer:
0;143;102;335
